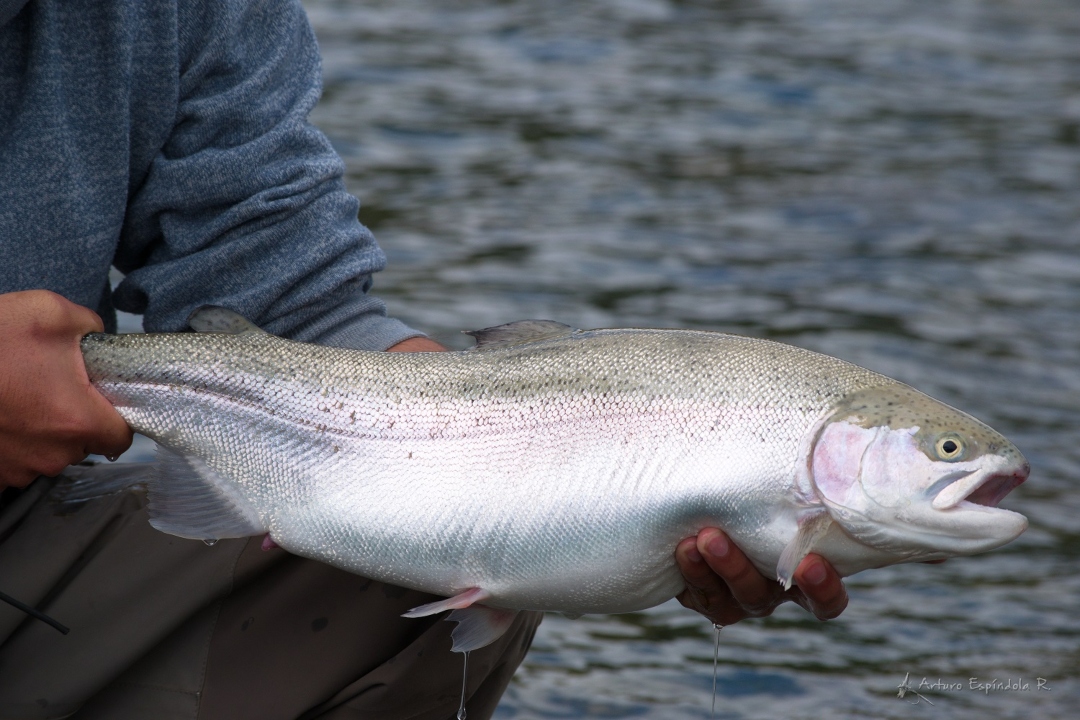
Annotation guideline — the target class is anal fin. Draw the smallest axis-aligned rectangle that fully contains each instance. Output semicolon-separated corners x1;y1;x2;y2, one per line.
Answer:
401;588;518;652
447;606;519;653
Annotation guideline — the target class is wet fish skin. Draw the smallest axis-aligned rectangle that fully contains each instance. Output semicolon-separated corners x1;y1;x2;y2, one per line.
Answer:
74;310;1028;648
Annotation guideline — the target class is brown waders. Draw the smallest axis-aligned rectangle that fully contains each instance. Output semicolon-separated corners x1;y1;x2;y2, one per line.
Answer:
0;479;541;720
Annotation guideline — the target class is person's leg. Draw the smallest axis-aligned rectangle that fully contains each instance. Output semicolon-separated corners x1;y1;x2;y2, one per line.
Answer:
0;479;540;720
190;541;541;720
0;478;244;719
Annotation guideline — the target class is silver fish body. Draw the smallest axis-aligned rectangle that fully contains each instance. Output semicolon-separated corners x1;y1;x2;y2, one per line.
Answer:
77;312;1028;637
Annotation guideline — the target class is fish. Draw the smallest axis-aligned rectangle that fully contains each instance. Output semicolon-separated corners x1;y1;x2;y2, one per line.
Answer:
61;307;1029;652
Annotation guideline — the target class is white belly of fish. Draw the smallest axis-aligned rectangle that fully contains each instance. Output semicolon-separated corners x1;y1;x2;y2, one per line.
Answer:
118;379;802;616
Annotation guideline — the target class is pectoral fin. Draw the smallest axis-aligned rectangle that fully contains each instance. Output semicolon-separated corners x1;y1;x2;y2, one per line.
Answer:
776;511;833;590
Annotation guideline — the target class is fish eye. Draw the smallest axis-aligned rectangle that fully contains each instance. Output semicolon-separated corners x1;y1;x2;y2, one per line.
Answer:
935;435;965;461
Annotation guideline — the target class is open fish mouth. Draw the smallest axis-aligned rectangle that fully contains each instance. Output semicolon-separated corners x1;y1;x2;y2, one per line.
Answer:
932;464;1029;511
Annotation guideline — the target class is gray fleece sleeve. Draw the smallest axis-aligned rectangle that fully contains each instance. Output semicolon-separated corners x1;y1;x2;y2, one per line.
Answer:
111;0;422;351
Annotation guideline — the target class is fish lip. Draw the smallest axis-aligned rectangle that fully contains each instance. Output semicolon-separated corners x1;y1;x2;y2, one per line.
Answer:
932;463;1029;511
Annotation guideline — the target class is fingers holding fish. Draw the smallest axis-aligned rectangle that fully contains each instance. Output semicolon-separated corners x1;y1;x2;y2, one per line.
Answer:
789;554;848;621
0;290;133;487
385;336;448;352
675;535;739;625
676;528;849;626
676;529;785;625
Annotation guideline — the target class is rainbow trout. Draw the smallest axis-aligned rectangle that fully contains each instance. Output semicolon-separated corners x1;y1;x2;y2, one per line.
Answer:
66;308;1028;651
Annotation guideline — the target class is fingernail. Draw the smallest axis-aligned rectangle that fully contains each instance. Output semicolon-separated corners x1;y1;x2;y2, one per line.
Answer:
686;546;703;563
706;534;729;558
804;559;826;586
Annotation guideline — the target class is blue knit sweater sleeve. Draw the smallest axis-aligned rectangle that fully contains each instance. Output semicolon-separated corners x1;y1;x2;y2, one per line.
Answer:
111;0;420;350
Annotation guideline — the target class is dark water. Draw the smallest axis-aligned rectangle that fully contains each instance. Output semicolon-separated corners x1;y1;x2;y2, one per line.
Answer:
141;0;1080;716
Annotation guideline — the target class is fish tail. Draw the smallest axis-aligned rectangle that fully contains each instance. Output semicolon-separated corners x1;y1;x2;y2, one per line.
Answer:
51;461;150;510
52;448;267;544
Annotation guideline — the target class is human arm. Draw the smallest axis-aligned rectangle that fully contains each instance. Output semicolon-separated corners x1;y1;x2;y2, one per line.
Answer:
112;0;420;351
676;528;848;624
0;291;133;489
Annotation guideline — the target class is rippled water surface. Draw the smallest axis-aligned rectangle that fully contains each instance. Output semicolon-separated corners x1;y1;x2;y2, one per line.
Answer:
170;0;1080;716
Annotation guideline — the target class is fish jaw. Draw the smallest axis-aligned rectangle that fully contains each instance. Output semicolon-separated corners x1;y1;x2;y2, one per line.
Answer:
912;460;1030;553
808;386;1029;564
931;465;1028;511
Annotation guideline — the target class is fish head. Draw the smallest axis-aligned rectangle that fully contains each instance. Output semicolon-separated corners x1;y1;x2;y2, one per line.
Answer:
808;384;1029;561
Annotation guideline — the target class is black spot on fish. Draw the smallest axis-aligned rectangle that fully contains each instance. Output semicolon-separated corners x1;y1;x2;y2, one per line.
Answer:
312;617;328;632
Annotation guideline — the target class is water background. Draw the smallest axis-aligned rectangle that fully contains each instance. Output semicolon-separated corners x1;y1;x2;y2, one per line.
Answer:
123;0;1080;716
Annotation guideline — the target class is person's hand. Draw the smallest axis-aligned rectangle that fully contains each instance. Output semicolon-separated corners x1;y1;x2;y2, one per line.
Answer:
0;290;133;488
676;528;848;625
386;336;447;352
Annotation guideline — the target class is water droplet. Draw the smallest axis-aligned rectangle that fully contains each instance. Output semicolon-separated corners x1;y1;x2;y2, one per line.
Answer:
203;539;218;547
456;650;470;720
105;454;119;462
711;623;723;720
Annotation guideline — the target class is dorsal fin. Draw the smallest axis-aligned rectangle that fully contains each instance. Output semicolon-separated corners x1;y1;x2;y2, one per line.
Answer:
464;320;577;349
187;306;267;335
